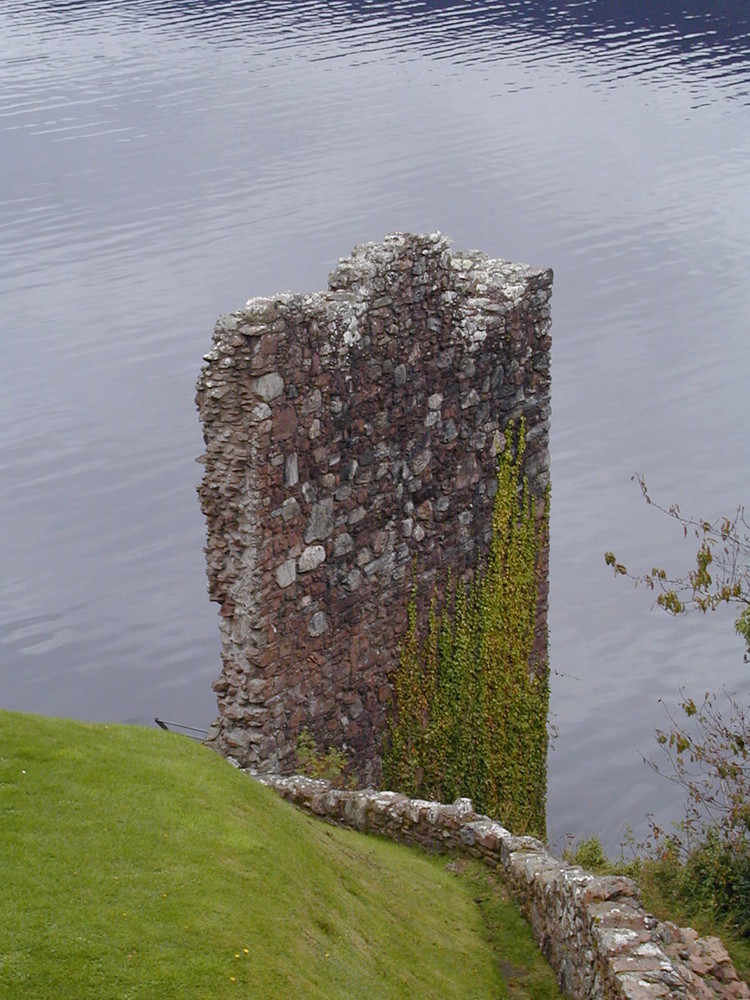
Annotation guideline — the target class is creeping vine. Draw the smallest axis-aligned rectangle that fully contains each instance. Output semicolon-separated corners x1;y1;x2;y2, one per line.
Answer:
383;421;550;838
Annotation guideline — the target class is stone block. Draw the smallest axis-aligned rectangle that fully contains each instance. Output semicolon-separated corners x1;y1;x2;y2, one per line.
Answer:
298;545;326;573
305;498;335;542
253;372;284;401
308;612;328;637
275;559;296;589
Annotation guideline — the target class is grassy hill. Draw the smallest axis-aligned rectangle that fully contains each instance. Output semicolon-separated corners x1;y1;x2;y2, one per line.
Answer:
0;711;560;999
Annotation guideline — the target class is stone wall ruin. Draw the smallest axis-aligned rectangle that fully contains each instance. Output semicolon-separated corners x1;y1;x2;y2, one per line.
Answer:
196;232;552;779
255;774;747;1000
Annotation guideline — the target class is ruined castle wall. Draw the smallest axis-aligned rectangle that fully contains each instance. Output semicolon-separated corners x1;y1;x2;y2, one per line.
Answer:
196;233;552;778
254;775;746;1000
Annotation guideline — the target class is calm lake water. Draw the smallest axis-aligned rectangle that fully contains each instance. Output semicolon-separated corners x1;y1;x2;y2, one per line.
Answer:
2;0;749;851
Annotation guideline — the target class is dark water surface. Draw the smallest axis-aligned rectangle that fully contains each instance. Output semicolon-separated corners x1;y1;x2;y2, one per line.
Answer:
2;0;749;850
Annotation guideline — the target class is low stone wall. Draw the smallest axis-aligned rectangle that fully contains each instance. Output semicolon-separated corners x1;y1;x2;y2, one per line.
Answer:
251;773;747;1000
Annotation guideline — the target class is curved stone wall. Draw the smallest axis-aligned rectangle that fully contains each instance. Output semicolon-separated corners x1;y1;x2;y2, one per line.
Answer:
253;773;748;1000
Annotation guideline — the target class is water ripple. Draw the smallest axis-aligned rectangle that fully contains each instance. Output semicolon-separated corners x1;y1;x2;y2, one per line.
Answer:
2;0;749;850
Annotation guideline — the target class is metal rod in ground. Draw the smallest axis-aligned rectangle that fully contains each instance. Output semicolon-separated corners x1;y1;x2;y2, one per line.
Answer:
154;718;208;740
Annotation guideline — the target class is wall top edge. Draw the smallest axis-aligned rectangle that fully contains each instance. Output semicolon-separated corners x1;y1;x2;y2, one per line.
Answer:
209;232;552;353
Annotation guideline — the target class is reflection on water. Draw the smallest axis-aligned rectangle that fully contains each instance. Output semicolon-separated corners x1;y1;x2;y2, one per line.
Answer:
2;0;749;849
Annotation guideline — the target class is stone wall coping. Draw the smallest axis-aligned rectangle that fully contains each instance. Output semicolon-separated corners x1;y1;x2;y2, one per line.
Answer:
245;770;748;1000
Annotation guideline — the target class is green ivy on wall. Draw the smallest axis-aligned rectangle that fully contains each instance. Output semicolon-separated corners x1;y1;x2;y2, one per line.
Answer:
383;421;550;839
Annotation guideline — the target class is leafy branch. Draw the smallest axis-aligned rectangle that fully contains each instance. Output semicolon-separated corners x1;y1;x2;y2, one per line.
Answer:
606;477;750;939
645;690;750;852
605;474;750;655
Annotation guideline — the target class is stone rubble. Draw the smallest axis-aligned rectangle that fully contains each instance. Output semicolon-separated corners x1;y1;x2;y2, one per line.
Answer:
251;773;748;1000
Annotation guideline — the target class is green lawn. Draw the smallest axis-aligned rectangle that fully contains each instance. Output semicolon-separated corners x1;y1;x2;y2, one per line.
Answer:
0;711;560;999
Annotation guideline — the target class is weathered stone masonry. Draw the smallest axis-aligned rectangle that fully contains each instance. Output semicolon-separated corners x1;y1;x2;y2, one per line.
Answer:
196;233;552;779
254;775;748;1000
